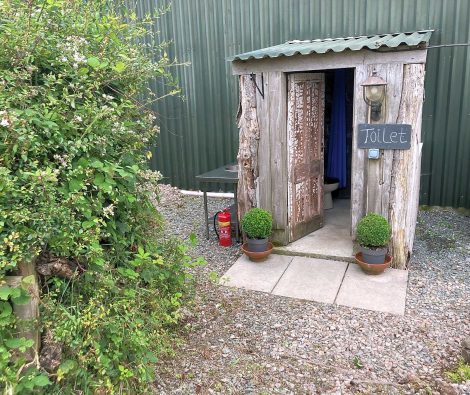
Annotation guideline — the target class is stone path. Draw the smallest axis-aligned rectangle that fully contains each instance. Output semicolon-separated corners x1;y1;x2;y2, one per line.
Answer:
221;254;408;315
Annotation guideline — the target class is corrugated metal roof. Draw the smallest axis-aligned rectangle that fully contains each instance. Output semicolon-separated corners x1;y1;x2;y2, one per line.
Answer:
228;31;433;61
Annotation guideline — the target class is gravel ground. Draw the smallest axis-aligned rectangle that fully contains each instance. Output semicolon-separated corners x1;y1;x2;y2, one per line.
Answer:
154;186;470;395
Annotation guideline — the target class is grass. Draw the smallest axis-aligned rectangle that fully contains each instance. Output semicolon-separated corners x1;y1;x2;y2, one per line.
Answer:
446;359;470;383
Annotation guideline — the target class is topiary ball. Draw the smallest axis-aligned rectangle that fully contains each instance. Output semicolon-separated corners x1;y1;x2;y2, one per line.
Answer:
241;208;273;239
356;213;391;248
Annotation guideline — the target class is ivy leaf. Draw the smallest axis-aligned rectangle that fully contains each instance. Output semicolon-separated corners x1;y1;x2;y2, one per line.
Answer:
9;287;21;299
31;375;51;387
0;286;11;300
87;57;100;69
76;157;89;168
94;173;105;187
90;159;104;169
69;178;83;192
11;290;30;305
0;302;12;319
5;337;34;350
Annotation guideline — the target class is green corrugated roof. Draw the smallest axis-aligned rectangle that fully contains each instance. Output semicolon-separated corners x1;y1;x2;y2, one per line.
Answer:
228;31;433;61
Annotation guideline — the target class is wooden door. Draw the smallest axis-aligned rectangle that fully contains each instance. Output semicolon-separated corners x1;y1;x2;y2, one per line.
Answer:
287;73;325;242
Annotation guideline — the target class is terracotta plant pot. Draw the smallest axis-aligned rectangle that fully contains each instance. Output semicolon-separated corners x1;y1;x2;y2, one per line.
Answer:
355;252;392;275
241;242;273;262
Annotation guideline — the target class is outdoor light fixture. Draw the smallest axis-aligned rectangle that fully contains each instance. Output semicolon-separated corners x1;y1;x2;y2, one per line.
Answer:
361;71;387;121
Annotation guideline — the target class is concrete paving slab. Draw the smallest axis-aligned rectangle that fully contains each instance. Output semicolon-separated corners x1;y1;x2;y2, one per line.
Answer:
335;263;408;315
220;254;293;293
274;199;354;261
272;257;348;303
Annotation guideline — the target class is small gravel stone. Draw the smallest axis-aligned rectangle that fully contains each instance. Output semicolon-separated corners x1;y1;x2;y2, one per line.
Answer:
154;188;470;394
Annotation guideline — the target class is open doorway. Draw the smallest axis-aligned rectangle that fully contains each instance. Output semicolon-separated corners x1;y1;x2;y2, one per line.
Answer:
283;68;354;260
323;68;354;229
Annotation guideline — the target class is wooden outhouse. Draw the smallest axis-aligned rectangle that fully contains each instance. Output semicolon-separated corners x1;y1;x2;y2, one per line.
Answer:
230;31;432;269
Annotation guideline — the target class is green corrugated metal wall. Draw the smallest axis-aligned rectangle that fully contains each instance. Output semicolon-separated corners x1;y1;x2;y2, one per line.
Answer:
133;0;470;208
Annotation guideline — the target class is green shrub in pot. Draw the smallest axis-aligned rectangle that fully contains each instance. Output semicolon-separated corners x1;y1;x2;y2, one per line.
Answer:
356;213;391;264
241;208;272;252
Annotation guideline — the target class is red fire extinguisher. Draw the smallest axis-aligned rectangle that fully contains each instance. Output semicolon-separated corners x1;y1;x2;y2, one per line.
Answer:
214;208;232;247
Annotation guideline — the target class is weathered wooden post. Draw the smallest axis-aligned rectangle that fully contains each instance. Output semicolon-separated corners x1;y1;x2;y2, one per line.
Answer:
237;75;260;222
6;260;41;362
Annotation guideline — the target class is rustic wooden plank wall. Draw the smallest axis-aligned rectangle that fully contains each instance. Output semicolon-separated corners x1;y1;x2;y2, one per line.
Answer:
352;62;425;269
236;50;426;266
256;72;289;245
389;63;425;268
350;64;369;237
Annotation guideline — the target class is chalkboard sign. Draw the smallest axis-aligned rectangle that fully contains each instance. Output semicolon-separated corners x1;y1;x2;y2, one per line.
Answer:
357;124;412;150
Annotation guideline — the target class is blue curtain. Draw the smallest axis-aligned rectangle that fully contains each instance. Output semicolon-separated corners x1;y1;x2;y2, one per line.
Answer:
327;69;347;188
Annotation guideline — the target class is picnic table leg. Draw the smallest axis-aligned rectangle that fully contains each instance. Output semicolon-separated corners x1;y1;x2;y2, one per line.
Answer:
203;190;209;240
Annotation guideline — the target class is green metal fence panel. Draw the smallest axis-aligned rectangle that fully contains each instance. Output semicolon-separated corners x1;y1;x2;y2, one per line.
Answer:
132;0;470;208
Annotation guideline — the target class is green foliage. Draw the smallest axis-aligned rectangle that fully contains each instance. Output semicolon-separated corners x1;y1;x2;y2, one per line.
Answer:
42;239;202;394
0;0;178;273
446;359;470;383
352;355;364;369
241;208;273;239
356;213;391;248
0;0;195;393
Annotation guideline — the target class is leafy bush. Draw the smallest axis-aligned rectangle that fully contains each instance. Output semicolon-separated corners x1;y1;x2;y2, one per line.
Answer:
0;0;197;393
356;213;391;248
241;208;273;239
41;239;203;394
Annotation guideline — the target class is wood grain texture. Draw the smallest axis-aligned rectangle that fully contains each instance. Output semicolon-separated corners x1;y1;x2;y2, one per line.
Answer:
232;49;427;75
237;75;260;222
239;72;289;245
388;63;425;268
351;64;369;236
366;63;404;217
381;63;404;217
256;72;271;212
267;72;289;245
287;73;324;242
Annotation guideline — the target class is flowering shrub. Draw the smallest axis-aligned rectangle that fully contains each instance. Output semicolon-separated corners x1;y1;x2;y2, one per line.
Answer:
0;1;198;393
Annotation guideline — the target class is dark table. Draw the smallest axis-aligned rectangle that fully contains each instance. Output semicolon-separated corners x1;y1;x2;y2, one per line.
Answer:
195;164;239;241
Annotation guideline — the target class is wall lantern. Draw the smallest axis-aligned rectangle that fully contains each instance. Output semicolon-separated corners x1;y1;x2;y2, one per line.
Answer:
361;71;387;121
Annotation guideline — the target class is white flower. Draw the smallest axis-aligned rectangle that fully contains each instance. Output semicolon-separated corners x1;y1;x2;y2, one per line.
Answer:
73;53;86;63
60;56;67;62
102;204;115;218
1;118;10;127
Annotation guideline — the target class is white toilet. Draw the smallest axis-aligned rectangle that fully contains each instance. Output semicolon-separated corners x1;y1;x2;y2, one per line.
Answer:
324;177;340;210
